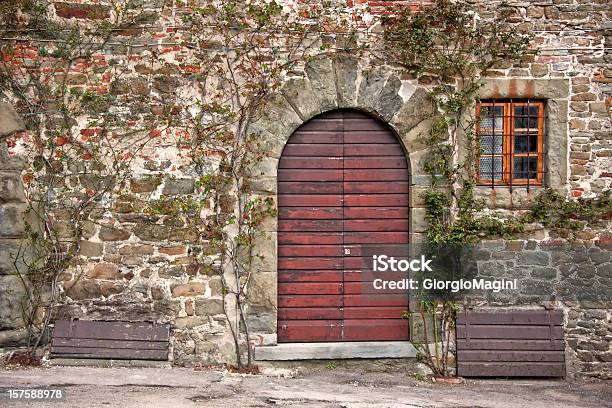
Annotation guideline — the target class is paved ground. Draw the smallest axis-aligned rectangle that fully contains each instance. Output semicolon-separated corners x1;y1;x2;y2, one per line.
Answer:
0;363;610;408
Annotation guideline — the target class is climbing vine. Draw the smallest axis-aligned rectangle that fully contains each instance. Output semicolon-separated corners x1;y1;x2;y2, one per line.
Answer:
141;1;356;368
384;0;611;377
0;0;168;359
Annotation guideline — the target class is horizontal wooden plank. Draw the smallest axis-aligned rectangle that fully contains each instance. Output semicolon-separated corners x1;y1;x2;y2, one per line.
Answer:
343;319;409;341
297;119;343;131
282;144;343;157
343;257;370;269
344;131;397;144
457;362;565;377
342;244;410;257
456;339;565;351
278;220;343;232
51;347;168;361
344;144;404;156
278;282;343;295
278;295;343;308
51;338;168;350
343;119;389;131
456;325;564;340
343;307;407;319
278;320;342;342
344;232;410;244
279;157;343;169
278;195;342;207
343;270;409;282
289;132;342;144
344;194;409;206
344;182;409;194
278;232;343;245
278;307;343;320
278;245;343;257
278;270;343;283
344;157;407;169
344;294;408;307
343;169;409;181
457;310;563;326
278;169;343;182
344;281;408;294
344;219;409;232
53;320;169;342
278;257;343;270
278;181;343;194
457;350;564;363
279;208;343;220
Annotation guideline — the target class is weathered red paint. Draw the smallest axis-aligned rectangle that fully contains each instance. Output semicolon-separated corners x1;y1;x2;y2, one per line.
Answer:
277;109;410;343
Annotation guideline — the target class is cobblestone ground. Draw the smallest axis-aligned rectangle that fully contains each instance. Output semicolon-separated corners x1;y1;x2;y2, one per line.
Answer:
0;365;610;408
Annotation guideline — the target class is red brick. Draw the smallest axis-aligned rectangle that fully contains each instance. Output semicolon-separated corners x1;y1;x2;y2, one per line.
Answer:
55;2;110;20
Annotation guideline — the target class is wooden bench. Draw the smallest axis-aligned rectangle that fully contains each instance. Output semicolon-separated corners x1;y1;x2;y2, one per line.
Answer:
51;320;170;361
456;309;565;377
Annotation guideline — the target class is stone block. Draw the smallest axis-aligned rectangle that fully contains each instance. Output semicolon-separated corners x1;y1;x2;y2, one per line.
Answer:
133;224;171;241
159;266;184;278
0;204;26;237
194;298;224;316
250;176;276;195
247;272;276;308
246;308;275;333
162;178;195;195
0;328;29;346
0;173;26;202
0;103;25;137
64;280;102;300
517;251;551;266
0;239;26;275
304;57;338;113
333;54;358;106
159;246;187;256
78;240;103;257
130;177;161;193
374;74;403;121
99;226;131;241
174;316;208;329
86;263;122;280
410;208;428;233
531;267;558;280
281;77;321;120
171;282;205;297
0;275;26;328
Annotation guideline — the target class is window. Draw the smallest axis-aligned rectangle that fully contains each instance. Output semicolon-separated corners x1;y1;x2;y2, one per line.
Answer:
476;100;545;187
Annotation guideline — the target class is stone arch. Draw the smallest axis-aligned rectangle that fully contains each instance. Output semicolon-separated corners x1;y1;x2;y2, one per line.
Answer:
246;56;433;347
248;55;433;235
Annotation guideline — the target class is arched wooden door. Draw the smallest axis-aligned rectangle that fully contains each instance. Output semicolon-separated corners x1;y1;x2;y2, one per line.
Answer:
277;110;410;342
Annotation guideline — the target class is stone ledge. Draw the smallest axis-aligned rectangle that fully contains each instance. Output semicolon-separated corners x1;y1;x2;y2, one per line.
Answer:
255;341;418;361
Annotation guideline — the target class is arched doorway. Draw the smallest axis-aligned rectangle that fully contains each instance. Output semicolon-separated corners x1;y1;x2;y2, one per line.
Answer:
277;109;410;343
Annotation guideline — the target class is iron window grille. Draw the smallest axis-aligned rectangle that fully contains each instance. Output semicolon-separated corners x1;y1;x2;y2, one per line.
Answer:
475;99;547;190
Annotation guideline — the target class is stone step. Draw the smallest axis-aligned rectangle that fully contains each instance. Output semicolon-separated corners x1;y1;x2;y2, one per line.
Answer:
255;341;417;361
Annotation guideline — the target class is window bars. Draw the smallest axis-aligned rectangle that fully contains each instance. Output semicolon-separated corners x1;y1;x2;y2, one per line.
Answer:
475;99;547;191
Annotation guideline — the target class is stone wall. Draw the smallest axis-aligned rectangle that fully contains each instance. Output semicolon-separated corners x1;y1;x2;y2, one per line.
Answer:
0;0;609;378
0;103;27;346
473;239;611;379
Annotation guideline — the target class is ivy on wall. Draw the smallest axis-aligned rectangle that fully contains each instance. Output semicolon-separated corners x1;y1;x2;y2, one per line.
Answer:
382;0;611;377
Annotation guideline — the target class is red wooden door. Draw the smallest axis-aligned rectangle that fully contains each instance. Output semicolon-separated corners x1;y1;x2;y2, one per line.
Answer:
278;110;410;342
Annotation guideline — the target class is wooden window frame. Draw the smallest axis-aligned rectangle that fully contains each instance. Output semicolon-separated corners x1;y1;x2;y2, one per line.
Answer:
476;100;545;187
